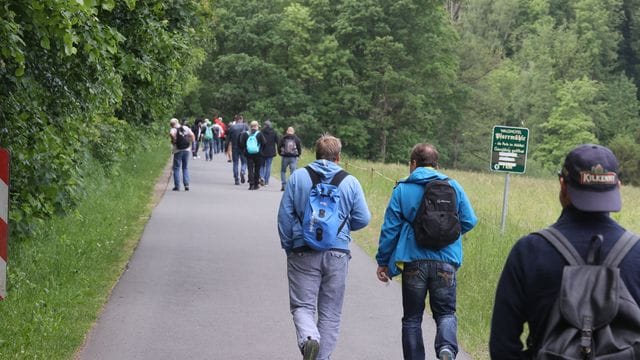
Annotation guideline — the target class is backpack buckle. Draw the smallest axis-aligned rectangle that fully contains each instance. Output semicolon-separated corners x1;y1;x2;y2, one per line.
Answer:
580;316;593;357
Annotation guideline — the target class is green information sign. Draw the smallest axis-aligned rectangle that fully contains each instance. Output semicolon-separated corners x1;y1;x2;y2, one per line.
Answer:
491;125;529;174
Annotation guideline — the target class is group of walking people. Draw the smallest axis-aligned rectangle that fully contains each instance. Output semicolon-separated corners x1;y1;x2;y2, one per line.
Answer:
168;114;302;192
171;115;640;360
224;115;301;191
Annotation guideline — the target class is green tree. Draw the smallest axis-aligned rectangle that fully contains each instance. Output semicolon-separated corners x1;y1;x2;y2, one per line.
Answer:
609;133;640;185
1;0;210;237
535;78;599;169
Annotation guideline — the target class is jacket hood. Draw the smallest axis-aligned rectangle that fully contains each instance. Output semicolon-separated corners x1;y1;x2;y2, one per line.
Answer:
308;160;344;181
402;167;448;185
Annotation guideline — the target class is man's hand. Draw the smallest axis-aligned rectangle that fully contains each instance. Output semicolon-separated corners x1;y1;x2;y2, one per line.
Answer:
376;266;390;283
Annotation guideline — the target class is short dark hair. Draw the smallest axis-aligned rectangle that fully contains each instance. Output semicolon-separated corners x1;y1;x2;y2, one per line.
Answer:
410;143;438;168
315;134;341;161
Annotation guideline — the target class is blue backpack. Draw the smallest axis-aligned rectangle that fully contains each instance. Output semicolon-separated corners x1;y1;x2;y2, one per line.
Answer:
204;125;214;140
300;167;350;251
246;130;260;154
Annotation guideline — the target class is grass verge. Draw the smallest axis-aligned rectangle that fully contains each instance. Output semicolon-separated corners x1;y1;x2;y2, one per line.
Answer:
0;140;170;359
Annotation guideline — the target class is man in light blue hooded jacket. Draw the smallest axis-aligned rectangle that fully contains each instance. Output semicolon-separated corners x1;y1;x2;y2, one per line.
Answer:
278;134;371;360
375;143;477;360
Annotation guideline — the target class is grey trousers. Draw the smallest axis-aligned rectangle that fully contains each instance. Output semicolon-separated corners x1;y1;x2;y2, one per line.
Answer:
287;250;350;360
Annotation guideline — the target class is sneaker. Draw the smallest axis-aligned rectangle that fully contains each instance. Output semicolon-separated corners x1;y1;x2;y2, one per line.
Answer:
240;173;246;184
281;185;285;191
184;186;189;191
227;159;231;163
172;187;179;191
259;177;265;186
439;348;455;360
302;338;319;360
234;179;240;185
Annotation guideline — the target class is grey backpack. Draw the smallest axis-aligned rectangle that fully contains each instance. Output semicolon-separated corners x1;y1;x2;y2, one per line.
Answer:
534;227;640;359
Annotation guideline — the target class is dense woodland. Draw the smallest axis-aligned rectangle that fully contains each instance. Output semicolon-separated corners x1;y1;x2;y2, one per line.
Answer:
183;0;640;177
2;0;640;238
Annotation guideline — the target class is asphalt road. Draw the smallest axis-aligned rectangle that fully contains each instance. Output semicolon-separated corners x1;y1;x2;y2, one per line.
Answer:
77;152;472;360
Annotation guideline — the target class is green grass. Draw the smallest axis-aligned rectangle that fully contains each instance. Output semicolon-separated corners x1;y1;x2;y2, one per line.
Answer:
0;140;169;359
291;152;640;359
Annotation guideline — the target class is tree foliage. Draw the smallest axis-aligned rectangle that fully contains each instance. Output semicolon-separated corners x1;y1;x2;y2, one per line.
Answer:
187;0;639;179
4;0;640;237
1;0;210;238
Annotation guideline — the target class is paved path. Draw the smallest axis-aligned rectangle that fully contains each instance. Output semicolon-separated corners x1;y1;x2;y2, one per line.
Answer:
77;153;472;359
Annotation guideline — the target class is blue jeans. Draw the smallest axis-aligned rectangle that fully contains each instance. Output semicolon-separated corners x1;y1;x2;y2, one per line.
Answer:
401;261;458;360
281;157;298;186
260;156;274;185
172;150;190;188
191;140;200;157
203;139;214;160
287;250;350;360
231;147;247;181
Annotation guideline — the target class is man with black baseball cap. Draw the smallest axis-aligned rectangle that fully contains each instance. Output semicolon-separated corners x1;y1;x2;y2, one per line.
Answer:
489;144;640;358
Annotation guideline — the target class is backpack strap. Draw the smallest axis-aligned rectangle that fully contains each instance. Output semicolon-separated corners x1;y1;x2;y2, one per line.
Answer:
305;166;322;186
330;170;349;186
535;227;585;266
602;231;640;268
305;167;350;187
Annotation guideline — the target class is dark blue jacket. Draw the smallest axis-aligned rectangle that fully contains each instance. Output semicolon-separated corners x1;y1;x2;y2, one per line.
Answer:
489;205;640;359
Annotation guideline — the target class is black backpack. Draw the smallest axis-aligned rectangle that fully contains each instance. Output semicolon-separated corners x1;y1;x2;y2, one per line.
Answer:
412;179;461;250
281;137;299;156
175;126;190;150
534;227;640;359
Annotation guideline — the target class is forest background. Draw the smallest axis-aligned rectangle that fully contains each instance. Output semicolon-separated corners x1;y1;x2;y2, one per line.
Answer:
2;0;640;240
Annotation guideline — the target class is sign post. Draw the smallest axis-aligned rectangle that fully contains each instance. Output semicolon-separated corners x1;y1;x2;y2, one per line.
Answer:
0;148;9;300
490;126;529;233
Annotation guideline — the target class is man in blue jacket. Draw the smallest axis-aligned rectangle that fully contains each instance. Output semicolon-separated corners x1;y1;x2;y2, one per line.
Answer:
375;143;477;360
489;144;640;358
278;134;371;360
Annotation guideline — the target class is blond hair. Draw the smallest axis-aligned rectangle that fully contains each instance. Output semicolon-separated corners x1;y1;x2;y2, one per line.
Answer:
315;133;341;161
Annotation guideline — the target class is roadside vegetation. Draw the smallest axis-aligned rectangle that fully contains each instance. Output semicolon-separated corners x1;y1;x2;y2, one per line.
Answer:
0;139;168;359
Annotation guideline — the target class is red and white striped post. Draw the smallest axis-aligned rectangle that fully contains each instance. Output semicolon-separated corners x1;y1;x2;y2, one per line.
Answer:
0;148;9;300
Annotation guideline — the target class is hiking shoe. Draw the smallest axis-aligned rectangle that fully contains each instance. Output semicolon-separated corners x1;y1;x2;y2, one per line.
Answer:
439;348;455;360
172;187;179;191
302;338;319;360
240;173;246;183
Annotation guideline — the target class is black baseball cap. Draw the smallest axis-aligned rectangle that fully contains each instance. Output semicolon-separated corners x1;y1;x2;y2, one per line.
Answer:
560;144;621;212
